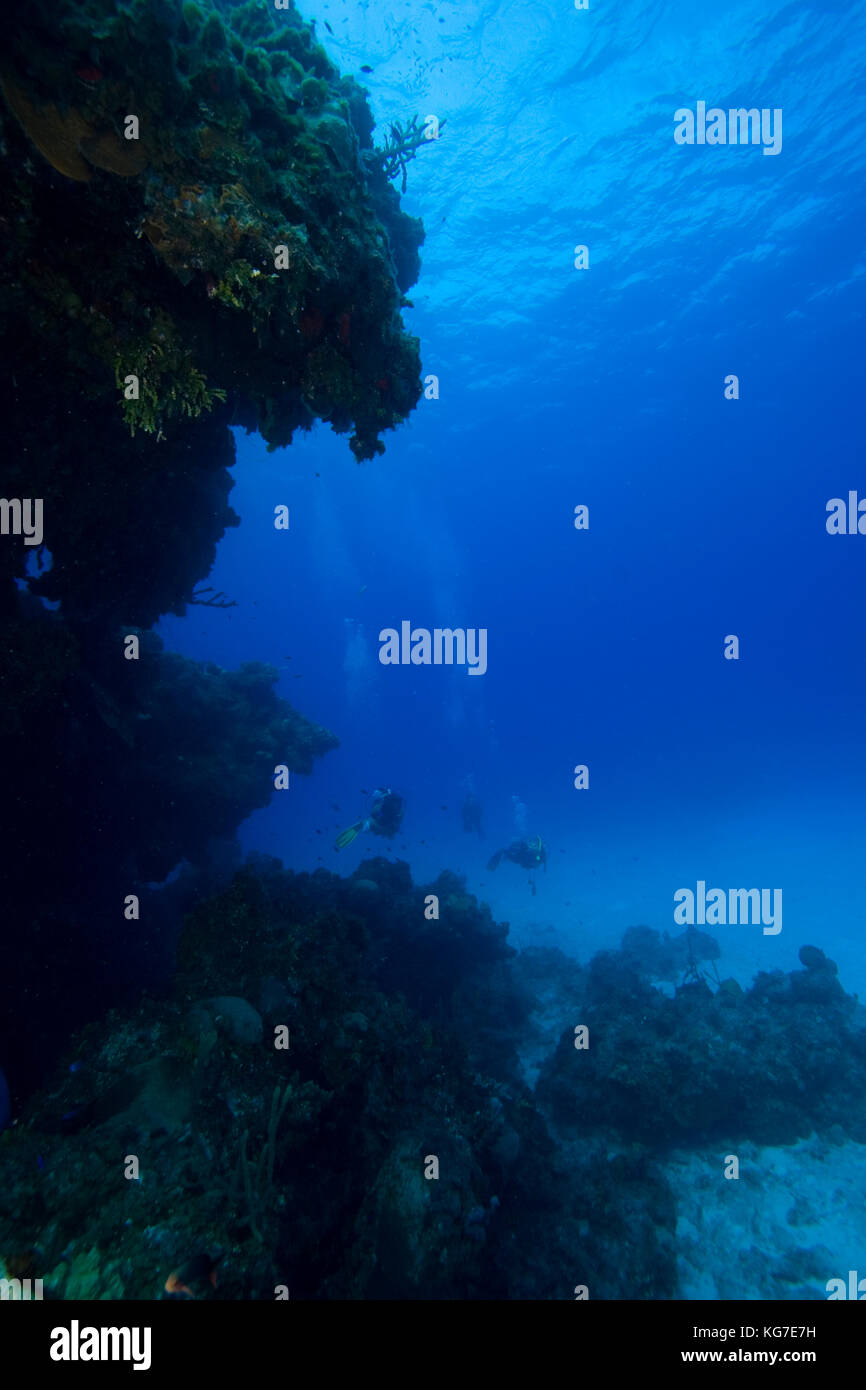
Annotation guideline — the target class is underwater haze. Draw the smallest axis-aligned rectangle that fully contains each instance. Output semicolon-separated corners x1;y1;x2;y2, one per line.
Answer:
162;0;866;994
2;0;866;1305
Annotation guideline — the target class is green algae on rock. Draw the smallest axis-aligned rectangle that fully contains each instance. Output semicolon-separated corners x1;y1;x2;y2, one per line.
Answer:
0;0;425;461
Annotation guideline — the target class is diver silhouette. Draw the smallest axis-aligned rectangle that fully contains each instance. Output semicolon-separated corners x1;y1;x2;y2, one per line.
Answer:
486;836;547;894
335;788;405;851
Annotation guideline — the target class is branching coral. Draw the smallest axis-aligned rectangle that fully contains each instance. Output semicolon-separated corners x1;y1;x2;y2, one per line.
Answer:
189;585;237;609
372;115;446;192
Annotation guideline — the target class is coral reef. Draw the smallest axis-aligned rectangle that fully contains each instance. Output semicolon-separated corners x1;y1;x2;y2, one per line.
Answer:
0;860;529;1298
537;929;866;1147
12;872;861;1299
0;0;424;1102
0;863;685;1299
0;620;337;1097
620;923;721;984
0;0;424;482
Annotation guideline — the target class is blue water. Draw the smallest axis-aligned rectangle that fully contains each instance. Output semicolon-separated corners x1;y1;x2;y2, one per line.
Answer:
1;0;864;1311
159;0;866;1004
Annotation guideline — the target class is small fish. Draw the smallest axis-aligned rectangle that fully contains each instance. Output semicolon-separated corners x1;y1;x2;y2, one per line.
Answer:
75;65;103;85
164;1254;220;1300
440;804;447;811
360;788;369;795
359;585;367;594
315;829;322;835
331;803;341;811
360;65;373;74
325;20;334;35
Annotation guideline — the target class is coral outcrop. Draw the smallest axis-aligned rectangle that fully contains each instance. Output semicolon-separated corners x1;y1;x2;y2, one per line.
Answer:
0;861;534;1299
7;884;859;1298
0;615;338;1097
0;1;424;1097
0;0;423;477
0;862;687;1300
536;929;866;1147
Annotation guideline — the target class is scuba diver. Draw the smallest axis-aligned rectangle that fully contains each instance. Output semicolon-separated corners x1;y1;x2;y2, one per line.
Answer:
486;836;547;894
335;788;405;851
461;791;484;837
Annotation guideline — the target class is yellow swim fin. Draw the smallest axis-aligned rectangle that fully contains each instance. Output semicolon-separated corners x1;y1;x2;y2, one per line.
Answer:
335;821;363;851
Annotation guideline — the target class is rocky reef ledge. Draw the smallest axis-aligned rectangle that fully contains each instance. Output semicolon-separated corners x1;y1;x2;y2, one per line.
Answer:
0;1;424;1088
3;861;865;1300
